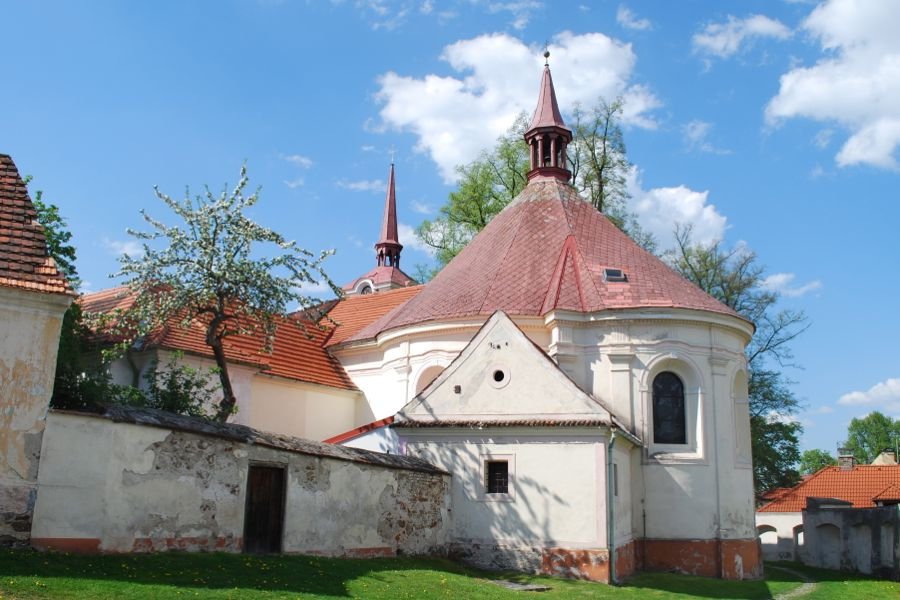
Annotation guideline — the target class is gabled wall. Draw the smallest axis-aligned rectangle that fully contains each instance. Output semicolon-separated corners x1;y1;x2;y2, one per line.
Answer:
0;286;71;545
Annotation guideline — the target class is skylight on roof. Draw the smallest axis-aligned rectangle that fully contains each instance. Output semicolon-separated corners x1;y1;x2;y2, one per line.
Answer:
604;268;627;283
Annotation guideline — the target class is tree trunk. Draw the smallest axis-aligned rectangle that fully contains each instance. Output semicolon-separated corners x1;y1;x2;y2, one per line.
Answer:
206;321;238;423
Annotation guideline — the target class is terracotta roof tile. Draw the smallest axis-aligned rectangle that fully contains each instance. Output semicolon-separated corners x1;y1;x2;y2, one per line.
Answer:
349;180;744;342
81;287;357;391
325;285;423;347
322;416;395;445
759;465;900;512
342;265;416;292
0;154;74;296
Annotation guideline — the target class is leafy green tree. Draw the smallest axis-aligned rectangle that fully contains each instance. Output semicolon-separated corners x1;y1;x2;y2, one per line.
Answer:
799;449;837;474
25;176;96;409
416;99;653;273
668;226;809;493
843;411;900;464
109;165;338;422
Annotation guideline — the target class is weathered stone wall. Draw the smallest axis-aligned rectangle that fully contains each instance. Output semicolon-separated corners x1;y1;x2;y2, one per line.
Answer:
802;498;899;578
31;408;449;556
0;287;70;546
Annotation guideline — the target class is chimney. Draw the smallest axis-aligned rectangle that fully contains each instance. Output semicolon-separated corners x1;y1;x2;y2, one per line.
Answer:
837;447;856;470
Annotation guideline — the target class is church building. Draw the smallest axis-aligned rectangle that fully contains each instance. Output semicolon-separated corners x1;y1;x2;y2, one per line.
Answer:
80;56;760;581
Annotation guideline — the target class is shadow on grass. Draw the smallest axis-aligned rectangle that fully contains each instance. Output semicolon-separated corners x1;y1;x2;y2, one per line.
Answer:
0;549;480;598
618;564;805;600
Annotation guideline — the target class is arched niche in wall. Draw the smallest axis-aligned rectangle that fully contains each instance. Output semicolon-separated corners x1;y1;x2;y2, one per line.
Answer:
414;364;446;396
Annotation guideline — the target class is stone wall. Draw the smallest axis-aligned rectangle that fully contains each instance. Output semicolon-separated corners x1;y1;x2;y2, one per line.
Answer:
802;497;899;578
30;407;450;556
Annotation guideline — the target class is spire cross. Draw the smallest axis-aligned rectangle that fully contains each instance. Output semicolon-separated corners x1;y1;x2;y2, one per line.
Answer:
389;145;396;164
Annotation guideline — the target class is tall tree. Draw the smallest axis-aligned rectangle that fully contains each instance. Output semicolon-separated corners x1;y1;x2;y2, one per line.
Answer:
109;165;338;422
799;449;837;475
26;177;92;409
668;225;809;493
843;411;900;464
416;98;653;273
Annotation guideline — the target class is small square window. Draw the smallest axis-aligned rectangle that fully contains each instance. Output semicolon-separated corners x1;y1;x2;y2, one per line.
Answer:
604;268;627;282
486;461;509;494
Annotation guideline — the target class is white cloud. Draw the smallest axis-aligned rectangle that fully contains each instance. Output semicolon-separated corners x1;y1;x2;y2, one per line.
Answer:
397;222;434;255
812;128;833;149
616;5;651;31
283;178;305;189
337;179;385;192
625;167;727;251
104;238;144;258
376;31;661;182
487;1;542;30
683;119;732;154
410;200;434;215
280;154;313;169
760;272;823;298
360;145;377;152
692;14;791;59
419;0;433;15
838;378;900;413
766;0;900;170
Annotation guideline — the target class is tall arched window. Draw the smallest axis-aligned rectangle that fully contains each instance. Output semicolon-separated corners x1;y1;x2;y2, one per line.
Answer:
653;371;686;444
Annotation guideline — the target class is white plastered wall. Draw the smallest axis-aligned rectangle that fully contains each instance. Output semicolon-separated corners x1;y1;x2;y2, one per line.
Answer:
404;431;607;548
546;309;756;542
250;375;358;441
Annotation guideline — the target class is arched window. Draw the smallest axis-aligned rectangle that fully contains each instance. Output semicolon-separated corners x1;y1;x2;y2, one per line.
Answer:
653;371;686;444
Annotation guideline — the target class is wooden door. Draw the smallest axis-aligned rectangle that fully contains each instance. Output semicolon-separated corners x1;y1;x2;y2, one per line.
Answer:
243;465;286;554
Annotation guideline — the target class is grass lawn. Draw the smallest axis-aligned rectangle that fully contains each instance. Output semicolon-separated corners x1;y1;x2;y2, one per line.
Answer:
0;550;893;599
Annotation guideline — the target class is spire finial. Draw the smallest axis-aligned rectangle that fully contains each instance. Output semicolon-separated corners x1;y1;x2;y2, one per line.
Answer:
543;50;550;66
389;145;396;165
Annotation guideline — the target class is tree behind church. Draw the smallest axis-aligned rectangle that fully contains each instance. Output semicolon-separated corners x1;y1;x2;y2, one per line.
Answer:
109;165;338;422
667;226;808;494
843;411;900;464
416;98;653;274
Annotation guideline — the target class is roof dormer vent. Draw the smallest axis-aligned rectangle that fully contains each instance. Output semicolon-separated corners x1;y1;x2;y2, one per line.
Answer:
604;268;627;283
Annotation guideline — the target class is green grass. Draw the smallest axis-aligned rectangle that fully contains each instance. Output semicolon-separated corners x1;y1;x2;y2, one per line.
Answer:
0;550;887;599
766;562;900;599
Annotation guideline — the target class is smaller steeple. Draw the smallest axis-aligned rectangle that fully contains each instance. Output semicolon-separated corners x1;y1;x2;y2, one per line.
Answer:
524;52;573;183
375;161;403;268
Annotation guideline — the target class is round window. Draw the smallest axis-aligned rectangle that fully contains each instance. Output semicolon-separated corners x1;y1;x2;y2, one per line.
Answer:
489;365;510;389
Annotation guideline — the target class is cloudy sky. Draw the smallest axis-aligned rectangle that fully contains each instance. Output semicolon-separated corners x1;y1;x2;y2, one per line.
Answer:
2;0;898;453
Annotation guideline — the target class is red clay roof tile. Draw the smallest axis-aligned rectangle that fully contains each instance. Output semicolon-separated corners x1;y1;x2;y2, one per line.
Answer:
348;180;744;343
0;154;74;296
81;287;357;391
759;465;900;512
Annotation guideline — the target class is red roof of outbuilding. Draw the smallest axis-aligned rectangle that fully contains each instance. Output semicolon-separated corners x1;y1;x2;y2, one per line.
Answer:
0;154;74;296
348;180;743;343
81;287;357;391
759;465;900;512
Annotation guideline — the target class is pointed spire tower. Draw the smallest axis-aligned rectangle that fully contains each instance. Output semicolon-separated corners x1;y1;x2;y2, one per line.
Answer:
524;52;573;183
343;161;417;296
375;161;402;269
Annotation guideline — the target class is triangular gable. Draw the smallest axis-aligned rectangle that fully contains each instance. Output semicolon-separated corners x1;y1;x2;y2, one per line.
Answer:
397;311;610;424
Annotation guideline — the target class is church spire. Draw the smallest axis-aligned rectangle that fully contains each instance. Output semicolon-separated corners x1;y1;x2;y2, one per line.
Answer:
375;161;403;268
524;52;573;183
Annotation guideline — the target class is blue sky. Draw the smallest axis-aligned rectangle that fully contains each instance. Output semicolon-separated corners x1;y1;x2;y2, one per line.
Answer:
2;0;898;455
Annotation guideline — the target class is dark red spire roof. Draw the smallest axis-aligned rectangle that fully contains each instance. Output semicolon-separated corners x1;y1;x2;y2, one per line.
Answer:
376;162;401;249
527;55;567;132
345;180;745;343
0;153;74;296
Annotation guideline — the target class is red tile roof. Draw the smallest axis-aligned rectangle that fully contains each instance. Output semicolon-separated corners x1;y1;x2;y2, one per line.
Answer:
322;416;395;445
759;465;900;512
325;285;423;347
0;154;74;296
342;265;416;293
348;180;745;343
81;287;357;391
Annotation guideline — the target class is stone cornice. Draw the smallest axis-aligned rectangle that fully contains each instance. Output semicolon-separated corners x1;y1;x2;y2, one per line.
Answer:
544;307;754;342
